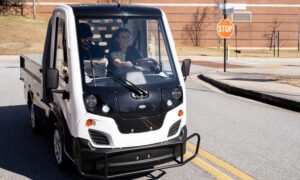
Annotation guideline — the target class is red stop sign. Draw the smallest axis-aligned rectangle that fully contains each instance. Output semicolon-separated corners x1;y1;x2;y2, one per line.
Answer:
217;19;234;39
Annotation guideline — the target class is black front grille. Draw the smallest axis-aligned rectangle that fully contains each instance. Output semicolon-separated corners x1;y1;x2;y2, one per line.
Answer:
168;120;181;137
89;129;110;145
113;113;166;134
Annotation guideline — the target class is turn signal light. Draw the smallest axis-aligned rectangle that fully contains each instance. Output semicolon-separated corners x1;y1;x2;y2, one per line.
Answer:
85;119;95;127
178;110;184;117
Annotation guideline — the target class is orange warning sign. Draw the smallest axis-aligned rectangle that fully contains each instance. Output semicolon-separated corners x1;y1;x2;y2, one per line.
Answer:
217;19;234;39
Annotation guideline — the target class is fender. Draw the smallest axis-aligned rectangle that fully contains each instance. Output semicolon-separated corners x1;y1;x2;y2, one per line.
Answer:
49;102;75;163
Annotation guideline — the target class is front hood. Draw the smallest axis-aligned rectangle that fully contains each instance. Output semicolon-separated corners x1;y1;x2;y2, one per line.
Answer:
84;86;182;134
117;89;162;116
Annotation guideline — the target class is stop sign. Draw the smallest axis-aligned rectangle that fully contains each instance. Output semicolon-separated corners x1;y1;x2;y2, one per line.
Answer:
217;19;234;39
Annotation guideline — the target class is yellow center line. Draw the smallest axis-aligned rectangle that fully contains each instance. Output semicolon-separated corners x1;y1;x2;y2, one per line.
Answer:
187;142;255;180
185;151;232;180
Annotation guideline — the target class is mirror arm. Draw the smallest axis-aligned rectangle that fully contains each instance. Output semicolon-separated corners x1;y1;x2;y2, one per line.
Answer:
52;89;70;100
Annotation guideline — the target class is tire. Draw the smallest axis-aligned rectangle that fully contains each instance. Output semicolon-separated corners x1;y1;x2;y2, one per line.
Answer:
29;103;41;133
53;122;71;170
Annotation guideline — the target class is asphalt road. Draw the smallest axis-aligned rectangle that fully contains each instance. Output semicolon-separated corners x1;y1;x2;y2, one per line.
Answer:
186;65;300;179
1;57;300;179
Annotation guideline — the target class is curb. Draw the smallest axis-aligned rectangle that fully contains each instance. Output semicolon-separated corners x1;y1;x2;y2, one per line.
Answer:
198;74;300;112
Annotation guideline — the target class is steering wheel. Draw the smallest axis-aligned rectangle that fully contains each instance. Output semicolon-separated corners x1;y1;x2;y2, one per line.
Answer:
133;58;160;73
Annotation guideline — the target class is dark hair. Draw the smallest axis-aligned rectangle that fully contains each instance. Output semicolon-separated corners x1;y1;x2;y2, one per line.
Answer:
111;28;131;51
113;28;131;39
78;23;93;38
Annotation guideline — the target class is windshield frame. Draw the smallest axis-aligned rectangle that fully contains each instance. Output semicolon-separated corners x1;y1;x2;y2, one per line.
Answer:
75;15;179;91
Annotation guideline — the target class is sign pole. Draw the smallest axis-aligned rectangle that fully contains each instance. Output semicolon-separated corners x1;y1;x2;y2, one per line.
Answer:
217;11;234;66
223;0;227;72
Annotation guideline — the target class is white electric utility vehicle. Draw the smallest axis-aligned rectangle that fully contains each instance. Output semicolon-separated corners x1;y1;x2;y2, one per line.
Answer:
20;3;200;179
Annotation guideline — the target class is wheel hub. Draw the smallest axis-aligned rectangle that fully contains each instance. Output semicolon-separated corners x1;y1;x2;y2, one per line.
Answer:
54;129;63;164
30;104;35;128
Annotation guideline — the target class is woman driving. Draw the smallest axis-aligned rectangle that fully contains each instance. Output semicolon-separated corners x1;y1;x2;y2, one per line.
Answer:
110;28;142;73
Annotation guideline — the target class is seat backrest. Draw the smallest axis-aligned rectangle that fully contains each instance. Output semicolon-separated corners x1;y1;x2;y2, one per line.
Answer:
83;60;108;77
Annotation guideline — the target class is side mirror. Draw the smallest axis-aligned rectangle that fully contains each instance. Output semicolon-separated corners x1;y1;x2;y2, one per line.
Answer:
181;59;191;81
46;68;59;89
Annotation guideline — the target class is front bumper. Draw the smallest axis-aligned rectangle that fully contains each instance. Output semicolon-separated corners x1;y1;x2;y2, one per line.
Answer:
74;133;200;179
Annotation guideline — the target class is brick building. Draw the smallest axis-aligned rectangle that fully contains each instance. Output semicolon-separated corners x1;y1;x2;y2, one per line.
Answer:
25;0;300;49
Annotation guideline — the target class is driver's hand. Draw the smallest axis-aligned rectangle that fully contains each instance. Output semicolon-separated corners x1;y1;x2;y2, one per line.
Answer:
62;66;68;75
124;61;133;68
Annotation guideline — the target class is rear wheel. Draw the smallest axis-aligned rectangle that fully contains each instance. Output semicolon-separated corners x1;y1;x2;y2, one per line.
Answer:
29;103;41;133
53;123;71;170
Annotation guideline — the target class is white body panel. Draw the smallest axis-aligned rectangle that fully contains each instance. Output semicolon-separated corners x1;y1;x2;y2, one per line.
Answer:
30;4;188;149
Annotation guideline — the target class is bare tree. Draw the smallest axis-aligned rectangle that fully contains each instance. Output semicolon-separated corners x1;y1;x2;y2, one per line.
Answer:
0;0;27;16
214;0;222;49
32;0;36;19
0;0;9;15
263;18;281;50
298;16;300;50
183;7;209;47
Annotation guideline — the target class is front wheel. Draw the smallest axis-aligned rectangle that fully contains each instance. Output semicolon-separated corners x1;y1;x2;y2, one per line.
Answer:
53;124;70;170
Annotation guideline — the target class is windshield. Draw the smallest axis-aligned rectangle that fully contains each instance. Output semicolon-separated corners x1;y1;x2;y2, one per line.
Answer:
76;17;178;88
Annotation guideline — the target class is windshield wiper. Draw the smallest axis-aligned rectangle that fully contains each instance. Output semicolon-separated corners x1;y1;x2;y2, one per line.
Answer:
93;64;147;96
87;53;147;96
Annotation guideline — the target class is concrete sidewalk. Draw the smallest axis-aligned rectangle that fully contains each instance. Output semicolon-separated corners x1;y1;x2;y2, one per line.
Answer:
199;72;300;112
178;56;300;67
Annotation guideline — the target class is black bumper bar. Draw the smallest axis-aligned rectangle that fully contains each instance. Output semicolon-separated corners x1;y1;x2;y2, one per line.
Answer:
76;133;200;179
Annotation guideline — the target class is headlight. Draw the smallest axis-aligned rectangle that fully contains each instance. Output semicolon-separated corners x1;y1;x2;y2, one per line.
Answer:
172;87;182;100
85;95;98;108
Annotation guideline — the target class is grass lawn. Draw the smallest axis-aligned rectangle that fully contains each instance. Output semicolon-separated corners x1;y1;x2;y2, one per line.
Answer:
0;16;47;55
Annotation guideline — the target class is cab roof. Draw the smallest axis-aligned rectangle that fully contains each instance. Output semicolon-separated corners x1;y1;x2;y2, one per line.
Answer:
69;4;163;17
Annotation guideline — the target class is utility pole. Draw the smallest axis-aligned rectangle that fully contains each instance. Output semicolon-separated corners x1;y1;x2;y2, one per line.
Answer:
223;0;227;72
